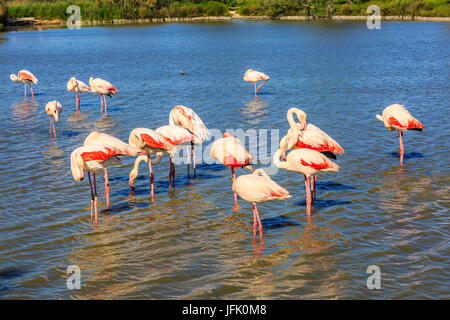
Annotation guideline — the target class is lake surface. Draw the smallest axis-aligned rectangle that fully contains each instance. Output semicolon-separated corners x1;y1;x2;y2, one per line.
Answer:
0;20;449;299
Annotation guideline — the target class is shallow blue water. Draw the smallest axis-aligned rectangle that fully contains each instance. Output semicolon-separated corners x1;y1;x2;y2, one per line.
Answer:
0;20;449;299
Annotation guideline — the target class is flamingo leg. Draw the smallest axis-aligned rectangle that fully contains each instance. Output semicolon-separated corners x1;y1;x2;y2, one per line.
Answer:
252;203;257;240
398;130;404;165
100;95;103;113
76;92;80;110
93;173;98;224
29;83;34;99
304;175;312;219
257;80;267;91
104;95;108;116
172;155;176;189
191;142;196;178
254;203;263;241
254;83;257;97
231;167;238;204
50;117;56;138
186;145;190;177
104;168;110;209
168;158;172;191
148;154;154;197
311;175;317;201
88;172;94;222
24;82;27;99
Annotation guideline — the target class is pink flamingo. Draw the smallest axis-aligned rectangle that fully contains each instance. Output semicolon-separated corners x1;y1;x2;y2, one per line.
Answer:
10;70;38;99
210;132;254;203
282;107;344;199
129;153;163;189
89;77;118;116
243;69;270;97
273;148;340;219
67;77;91;111
169;105;210;177
155;125;201;189
84;132;139;208
233;169;291;241
376;104;424;165
128;128;174;197
45;100;62;139
71;144;130;224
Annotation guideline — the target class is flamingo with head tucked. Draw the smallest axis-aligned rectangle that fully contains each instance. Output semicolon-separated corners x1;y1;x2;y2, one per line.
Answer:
10;70;38;99
128;128;174;197
244;69;270;98
233;169;291;241
89;77;118;116
156;125;201;189
376;104;424;165
71;144;130;223
67;77;91;111
83;132;139;208
169;105;210;177
282;107;344;198
210;132;254;203
45;100;62;139
273;148;339;218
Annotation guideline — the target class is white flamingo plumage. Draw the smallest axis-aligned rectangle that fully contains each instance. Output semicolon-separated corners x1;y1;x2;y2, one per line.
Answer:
376;104;424;165
128;128;174;197
83;132;139;208
67;77;91;111
210;132;254;203
89;77;118;116
156;125;200;189
282;107;344;199
71;144;129;223
169;105;211;177
10;70;38;99
243;69;270;97
273;148;339;218
233;169;291;241
45;100;62;139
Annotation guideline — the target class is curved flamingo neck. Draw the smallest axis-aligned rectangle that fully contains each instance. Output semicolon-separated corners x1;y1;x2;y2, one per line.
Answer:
273;149;287;169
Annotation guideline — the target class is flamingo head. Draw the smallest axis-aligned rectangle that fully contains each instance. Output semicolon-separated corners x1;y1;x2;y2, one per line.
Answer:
129;168;137;188
10;74;20;82
70;148;85;182
295;109;307;130
45;100;62;122
223;132;235;138
279;135;295;160
88;77;94;87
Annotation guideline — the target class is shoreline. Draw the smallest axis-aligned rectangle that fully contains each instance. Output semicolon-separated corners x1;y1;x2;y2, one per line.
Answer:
3;14;450;30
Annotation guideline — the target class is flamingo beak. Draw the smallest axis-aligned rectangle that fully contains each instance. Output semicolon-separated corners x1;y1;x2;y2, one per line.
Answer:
299;120;307;130
129;178;134;188
282;148;286;160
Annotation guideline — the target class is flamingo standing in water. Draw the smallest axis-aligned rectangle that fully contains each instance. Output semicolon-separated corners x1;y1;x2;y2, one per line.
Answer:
210;132;254;203
156;125;201;189
233;169;291;241
84;132;139;208
89;77;118;116
128;128;174;196
45;101;62;139
376;104;424;165
10;70;38;99
67;77;91;111
243;69;270;98
169;105;211;177
71;144;129;223
282;107;344;199
273;148;339;218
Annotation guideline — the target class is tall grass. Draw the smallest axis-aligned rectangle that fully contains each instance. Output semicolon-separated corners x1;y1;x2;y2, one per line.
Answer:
5;0;449;21
6;0;230;21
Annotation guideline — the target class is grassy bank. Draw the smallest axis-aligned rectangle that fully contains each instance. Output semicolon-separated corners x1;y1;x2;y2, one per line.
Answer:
4;0;450;23
6;0;230;21
236;0;449;18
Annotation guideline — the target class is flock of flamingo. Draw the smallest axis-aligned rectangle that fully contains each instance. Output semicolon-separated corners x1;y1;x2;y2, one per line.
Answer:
10;68;425;240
